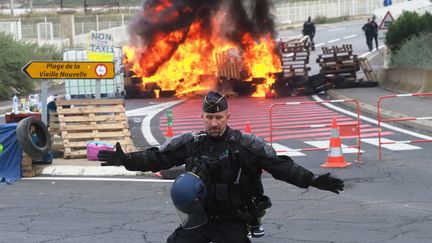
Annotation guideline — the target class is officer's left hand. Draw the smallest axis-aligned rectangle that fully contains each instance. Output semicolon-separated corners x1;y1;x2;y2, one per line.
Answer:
312;173;344;194
98;142;128;166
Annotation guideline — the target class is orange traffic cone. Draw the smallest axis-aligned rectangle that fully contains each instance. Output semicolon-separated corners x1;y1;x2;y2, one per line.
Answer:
166;126;173;138
321;118;352;168
245;122;251;133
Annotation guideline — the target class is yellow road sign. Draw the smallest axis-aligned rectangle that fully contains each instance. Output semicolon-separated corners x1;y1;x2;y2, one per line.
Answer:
22;61;115;79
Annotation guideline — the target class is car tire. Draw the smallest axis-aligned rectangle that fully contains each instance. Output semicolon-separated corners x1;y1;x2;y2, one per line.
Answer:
16;117;52;160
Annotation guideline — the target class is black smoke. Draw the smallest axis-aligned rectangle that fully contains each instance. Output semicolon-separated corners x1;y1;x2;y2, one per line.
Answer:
128;0;276;76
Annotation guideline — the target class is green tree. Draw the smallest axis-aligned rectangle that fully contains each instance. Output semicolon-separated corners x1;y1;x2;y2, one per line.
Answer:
385;11;432;52
0;33;61;99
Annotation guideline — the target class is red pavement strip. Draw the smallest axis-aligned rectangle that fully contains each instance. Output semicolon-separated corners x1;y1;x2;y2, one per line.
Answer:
159;97;394;142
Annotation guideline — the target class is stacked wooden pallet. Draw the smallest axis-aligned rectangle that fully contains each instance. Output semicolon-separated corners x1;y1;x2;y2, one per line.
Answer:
56;99;134;159
48;110;64;151
21;154;35;177
316;44;360;81
279;36;311;78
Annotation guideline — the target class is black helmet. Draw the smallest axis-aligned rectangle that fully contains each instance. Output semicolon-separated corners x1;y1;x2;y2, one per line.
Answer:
170;172;208;229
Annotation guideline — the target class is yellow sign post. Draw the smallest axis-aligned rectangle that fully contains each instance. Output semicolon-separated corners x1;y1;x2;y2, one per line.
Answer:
22;61;115;79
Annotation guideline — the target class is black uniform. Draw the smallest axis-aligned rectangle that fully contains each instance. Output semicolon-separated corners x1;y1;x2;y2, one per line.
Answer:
302;19;316;50
99;91;343;243
117;126;329;243
362;21;375;51
371;19;379;50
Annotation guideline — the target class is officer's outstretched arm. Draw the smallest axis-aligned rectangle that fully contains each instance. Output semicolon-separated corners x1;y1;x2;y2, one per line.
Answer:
98;132;193;172
239;133;343;194
264;155;344;194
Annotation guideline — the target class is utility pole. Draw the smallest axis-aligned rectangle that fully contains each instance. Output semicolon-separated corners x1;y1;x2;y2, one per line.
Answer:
60;0;63;10
10;0;14;16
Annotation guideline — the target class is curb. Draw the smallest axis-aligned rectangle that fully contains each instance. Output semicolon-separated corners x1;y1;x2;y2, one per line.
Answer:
33;164;155;177
327;89;432;132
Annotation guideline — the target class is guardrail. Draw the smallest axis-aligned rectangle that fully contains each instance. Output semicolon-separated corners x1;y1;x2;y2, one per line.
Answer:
377;93;432;160
269;99;362;162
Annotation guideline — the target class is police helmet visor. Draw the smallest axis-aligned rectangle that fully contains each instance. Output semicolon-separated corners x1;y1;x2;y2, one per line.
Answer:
174;199;208;229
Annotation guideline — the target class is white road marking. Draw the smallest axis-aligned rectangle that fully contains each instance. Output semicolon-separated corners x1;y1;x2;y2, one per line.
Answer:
124;100;184;146
315;42;325;47
359;51;372;58
343;34;357;39
126;101;182;117
329;28;346;32
312;95;432;140
23;177;174;183
304;140;364;153
328;38;341;43
362;138;421;151
272;143;306;157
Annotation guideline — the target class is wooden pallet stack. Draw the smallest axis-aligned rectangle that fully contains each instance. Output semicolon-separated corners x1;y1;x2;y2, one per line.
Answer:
48;110;64;151
21;153;35;177
56;99;134;159
279;36;311;78
316;44;360;81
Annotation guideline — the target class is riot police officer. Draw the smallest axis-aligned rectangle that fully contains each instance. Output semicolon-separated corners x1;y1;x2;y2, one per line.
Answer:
98;91;344;243
302;16;316;50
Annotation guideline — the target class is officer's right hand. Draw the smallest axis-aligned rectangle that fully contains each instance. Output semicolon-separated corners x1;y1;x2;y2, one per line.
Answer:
98;142;128;166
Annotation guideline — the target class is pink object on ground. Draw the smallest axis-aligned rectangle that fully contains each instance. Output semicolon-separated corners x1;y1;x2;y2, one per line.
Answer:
87;142;114;161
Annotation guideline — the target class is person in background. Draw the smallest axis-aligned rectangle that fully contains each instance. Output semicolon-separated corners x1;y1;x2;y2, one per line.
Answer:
371;16;379;50
302;16;316;50
98;91;344;243
362;18;374;51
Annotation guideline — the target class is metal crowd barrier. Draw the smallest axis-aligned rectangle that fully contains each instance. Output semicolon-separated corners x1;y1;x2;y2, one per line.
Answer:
269;99;362;162
377;93;432;160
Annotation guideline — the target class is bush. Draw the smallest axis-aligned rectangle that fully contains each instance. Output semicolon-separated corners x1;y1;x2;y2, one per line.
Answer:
0;33;61;100
390;32;432;69
385;11;432;52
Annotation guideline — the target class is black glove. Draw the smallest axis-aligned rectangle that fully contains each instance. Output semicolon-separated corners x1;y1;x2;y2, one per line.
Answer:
98;142;128;166
311;173;344;194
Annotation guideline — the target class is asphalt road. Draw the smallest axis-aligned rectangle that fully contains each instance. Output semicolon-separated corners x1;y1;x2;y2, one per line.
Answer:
2;19;432;243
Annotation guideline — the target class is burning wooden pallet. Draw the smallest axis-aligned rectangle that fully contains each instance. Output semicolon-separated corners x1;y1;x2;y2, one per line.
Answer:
56;99;134;159
279;36;311;78
317;44;360;81
215;49;243;80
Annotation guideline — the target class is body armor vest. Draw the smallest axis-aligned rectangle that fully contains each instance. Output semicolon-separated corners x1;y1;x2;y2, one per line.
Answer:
185;130;253;214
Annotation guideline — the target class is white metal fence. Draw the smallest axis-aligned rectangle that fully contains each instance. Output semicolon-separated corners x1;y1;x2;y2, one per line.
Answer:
0;14;130;47
274;0;408;24
0;0;420;48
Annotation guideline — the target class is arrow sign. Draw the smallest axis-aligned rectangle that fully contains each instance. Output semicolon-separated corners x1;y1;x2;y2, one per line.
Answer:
22;61;115;79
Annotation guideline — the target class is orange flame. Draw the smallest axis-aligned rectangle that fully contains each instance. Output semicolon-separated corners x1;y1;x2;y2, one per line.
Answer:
124;14;281;97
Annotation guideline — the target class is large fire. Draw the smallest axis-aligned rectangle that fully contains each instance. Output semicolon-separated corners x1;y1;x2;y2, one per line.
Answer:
124;0;281;97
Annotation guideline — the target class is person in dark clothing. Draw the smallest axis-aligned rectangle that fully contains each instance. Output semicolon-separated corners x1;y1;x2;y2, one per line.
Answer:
98;91;344;243
302;16;316;50
362;18;374;51
371;16;379;50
